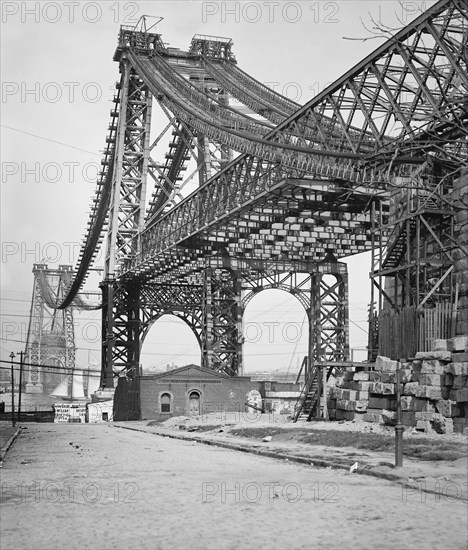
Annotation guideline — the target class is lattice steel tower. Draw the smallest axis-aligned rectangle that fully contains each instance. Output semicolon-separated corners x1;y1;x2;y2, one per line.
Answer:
25;264;76;394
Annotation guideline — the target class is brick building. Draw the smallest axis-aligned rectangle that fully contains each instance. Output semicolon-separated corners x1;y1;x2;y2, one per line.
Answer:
118;364;259;421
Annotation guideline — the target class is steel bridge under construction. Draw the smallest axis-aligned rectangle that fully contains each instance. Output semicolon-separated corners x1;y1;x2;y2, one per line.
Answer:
24;0;468;418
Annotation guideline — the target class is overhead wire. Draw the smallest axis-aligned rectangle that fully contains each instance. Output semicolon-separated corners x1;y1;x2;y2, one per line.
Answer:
0;124;101;156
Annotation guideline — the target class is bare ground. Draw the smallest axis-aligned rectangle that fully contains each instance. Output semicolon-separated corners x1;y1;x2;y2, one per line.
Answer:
2;423;466;550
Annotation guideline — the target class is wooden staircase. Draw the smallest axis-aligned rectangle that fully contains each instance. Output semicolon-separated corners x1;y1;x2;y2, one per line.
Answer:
292;357;334;422
382;190;442;272
382;218;416;270
292;367;320;421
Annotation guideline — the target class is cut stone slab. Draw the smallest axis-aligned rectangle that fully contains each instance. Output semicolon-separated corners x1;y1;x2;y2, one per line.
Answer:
451;388;468;402
336;399;354;412
415;411;436;421
411;360;422;371
446;362;468;376
381;372;397;383
403;382;419;396
335;409;355;421
399;369;413;383
435;399;459;418
415;350;452;361
414;399;436;413
353;400;368;413
421;360;446;374
356;391;369;401
369;396;396;410
415;386;443;400
401;411;416;426
453;417;468;434
363;412;382;423
401;396;414;411
375;356;398;371
353;371;370;381
348;381;373;392
448;335;468;352
432;339;448;351
452;375;468;389
445;373;454;386
419;374;444;386
370;382;396;395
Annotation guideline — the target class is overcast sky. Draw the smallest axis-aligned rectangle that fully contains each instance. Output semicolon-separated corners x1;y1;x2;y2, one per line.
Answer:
1;0;436;377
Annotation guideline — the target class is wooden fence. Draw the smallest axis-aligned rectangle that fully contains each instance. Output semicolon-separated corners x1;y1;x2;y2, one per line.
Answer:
378;303;455;360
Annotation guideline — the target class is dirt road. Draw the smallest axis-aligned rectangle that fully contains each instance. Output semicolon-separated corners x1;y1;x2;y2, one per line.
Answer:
1;424;466;550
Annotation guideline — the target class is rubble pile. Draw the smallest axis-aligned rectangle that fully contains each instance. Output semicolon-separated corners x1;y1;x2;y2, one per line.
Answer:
327;336;468;434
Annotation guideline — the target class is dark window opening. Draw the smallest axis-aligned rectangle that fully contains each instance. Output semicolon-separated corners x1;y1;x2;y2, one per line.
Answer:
161;393;171;413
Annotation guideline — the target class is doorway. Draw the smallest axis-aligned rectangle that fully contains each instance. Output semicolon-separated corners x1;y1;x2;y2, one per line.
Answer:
189;391;201;416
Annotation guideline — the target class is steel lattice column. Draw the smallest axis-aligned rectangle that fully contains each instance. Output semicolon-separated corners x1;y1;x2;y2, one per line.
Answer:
109;282;142;420
126;283;142;381
310;259;349;362
105;57;153;276
202;263;242;375
100;52;153;389
101;281;142;389
100;279;115;390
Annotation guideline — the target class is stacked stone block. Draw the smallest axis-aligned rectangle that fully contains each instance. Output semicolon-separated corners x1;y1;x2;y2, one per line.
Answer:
327;335;468;434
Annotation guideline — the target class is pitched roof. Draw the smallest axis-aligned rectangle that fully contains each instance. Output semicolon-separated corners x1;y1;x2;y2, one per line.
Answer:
141;364;231;380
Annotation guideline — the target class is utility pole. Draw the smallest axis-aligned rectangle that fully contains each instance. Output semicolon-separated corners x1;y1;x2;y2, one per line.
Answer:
9;352;16;428
18;351;24;422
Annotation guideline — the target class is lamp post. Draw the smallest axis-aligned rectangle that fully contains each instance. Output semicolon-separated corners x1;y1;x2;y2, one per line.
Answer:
18;351;24;422
9;352;16;428
395;362;404;467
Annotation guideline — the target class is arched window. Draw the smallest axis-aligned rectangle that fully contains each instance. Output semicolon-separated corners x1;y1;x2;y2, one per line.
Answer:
160;393;172;413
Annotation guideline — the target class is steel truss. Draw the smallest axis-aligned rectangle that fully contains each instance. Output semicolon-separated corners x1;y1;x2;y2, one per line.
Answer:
242;256;349;362
25;265;76;394
100;280;205;387
368;164;465;358
371;166;458;310
100;267;242;384
101;256;348;386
